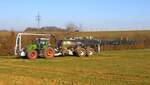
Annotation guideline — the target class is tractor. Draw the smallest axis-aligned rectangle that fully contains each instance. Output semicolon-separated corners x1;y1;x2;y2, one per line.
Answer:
24;38;55;59
15;33;57;59
15;33;96;59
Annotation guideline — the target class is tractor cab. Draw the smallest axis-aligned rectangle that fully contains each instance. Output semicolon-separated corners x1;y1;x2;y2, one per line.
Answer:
35;38;49;49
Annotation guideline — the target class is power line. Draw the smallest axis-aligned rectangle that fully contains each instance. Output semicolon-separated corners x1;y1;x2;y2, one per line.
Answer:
36;12;41;28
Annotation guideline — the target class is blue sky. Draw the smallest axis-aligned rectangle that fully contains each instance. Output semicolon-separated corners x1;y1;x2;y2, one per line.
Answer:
0;0;150;31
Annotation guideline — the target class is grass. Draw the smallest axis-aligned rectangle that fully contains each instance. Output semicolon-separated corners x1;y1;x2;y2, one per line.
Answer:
0;49;150;85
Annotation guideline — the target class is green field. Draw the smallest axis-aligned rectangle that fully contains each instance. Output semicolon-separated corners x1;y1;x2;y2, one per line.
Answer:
0;49;150;85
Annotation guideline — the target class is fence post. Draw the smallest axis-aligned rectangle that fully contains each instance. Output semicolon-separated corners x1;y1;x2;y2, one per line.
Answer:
98;44;101;53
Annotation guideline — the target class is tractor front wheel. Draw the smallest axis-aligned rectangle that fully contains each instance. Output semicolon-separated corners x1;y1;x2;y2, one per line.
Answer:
43;47;55;59
27;50;38;59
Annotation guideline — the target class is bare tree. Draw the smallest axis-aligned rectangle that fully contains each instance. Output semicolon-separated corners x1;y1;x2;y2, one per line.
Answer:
66;23;78;32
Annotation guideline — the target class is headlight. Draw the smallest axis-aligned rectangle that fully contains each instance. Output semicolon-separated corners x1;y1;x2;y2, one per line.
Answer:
20;51;26;57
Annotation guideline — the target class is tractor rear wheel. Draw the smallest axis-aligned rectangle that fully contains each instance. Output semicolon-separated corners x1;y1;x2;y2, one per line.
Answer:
43;47;55;59
27;50;38;59
86;47;95;56
76;47;86;57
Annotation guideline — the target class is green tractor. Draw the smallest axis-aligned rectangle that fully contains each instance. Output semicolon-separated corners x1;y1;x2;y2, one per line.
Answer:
15;33;56;59
26;38;55;59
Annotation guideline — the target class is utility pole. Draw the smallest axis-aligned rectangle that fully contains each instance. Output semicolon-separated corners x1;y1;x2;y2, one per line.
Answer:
36;12;41;28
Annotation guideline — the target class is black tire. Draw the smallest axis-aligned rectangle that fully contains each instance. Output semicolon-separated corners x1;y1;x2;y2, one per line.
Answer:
86;47;95;56
43;47;55;59
27;50;38;59
75;47;86;57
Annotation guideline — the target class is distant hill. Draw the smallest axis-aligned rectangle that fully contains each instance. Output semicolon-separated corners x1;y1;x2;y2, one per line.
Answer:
24;25;80;32
0;29;9;32
24;26;66;32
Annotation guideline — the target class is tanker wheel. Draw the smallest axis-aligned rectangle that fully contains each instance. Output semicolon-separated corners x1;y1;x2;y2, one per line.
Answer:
76;48;86;57
44;47;55;59
86;47;95;56
27;50;38;59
